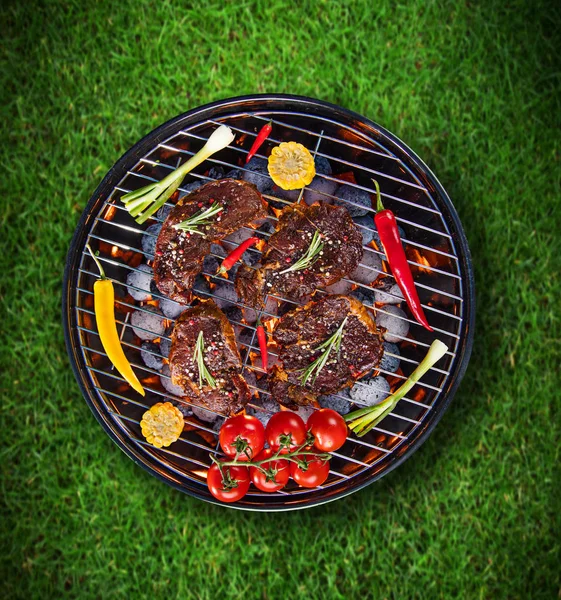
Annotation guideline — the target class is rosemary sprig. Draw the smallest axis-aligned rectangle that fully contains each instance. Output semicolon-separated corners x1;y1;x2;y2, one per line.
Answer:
172;202;223;236
299;317;348;386
279;229;324;274
193;331;217;389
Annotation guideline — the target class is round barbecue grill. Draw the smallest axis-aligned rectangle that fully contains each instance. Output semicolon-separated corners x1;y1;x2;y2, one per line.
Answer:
63;94;475;510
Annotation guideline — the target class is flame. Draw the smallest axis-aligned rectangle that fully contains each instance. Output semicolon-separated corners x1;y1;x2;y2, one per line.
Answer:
340;461;363;475
159;148;175;161
368;241;391;275
385;435;402;449
98;241;142;267
248;350;260;368
90;352;104;367
335;171;357;184
104;205;117;221
263;316;277;334
359;448;384;466
114;297;136;313
386;370;404;391
141;375;160;387
191;427;216;445
411;387;427;402
409;249;432;274
192;469;209;479
81;313;93;330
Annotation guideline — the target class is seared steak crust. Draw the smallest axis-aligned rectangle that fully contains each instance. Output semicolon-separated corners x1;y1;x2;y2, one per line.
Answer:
169;300;251;415
154;179;266;303
269;295;383;407
235;202;363;307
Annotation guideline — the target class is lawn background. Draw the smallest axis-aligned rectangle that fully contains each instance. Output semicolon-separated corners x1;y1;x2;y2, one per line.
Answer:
1;0;560;598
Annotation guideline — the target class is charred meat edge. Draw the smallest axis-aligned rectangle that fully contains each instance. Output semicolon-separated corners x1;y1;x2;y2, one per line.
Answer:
235;202;363;308
169;299;251;415
154;179;266;304
269;295;383;408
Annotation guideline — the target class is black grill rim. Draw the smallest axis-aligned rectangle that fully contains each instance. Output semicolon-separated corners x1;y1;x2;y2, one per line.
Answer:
62;93;475;511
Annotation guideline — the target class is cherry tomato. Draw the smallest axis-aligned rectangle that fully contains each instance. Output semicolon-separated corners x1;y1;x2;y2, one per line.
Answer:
207;462;250;503
265;411;307;453
290;453;330;488
250;448;290;492
219;414;265;461
306;408;348;452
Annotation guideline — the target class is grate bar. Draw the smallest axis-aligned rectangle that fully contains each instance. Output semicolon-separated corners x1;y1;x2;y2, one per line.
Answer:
76;268;456;359
99;390;349;486
105;411;309;497
81;329;411;446
77;277;454;379
79;246;460;339
78;318;433;413
210;114;396;159
76;300;448;396
252;112;398;159
172;129;430;195
84;227;463;332
111;411;348;485
113;413;212;468
248;111;455;219
107;176;462;283
93;386;217;435
75;295;439;385
80;332;410;445
98;203;463;300
101;194;464;299
137;149;452;241
121;113;459;263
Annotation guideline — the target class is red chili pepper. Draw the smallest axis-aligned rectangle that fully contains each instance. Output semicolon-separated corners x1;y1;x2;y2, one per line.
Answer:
372;180;433;331
256;318;268;371
217;237;259;276
245;120;273;164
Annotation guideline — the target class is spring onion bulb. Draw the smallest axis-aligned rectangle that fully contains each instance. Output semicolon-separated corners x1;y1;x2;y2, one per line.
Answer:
121;125;235;225
345;339;448;436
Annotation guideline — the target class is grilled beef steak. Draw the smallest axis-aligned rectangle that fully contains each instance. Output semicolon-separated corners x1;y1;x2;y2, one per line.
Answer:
169;300;251;415
269;295;383;407
154;179;266;303
235;202;363;307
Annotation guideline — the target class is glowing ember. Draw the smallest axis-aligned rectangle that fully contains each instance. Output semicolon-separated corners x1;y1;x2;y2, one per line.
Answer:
104;205;117;221
408;249;433;274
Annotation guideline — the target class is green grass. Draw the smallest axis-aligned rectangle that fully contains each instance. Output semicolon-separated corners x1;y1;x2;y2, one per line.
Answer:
1;0;560;598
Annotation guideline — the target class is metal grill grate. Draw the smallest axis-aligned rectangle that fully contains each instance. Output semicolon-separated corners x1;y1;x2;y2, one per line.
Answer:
63;96;474;510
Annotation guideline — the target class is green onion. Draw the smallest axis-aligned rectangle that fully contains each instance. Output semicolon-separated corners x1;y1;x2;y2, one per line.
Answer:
299;317;348;386
193;331;217;389
279;229;324;274
345;339;448;436
121;125;235;225
172;201;223;236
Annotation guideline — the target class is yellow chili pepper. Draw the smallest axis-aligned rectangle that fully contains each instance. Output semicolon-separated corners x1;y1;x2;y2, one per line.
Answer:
86;244;145;396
